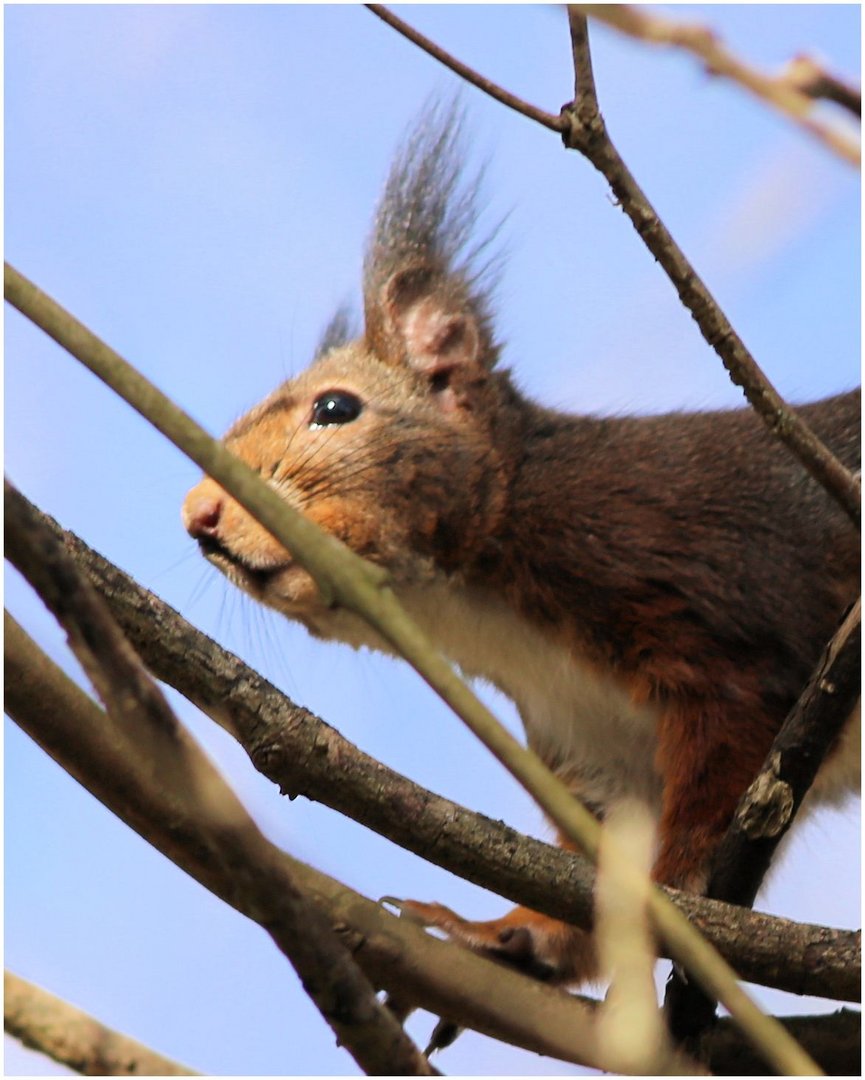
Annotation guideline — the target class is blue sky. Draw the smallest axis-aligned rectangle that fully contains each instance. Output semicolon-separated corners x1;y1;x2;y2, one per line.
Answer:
5;5;860;1076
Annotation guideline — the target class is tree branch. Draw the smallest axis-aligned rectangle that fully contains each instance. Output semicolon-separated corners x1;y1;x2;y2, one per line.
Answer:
4;971;199;1077
12;609;850;1074
5;972;197;1080
595;805;675;1074
366;5;564;131
783;55;861;118
562;15;861;1058
573;4;860;165
360;9;860;528
4;488;435;1078
707;1008;861;1077
4;611;637;1073
7;482;858;1008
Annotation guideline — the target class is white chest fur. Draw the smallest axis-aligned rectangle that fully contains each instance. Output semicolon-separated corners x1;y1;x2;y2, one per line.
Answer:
400;581;664;817
303;576;663;817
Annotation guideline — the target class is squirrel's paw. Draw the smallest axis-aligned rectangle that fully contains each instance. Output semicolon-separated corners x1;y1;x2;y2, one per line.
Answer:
383;898;596;985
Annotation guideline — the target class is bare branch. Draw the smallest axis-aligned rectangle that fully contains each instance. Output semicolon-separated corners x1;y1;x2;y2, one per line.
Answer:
574;4;860;165
8;483;858;1008
707;1008;861;1077
4;971;199;1077
560;15;860;528
568;5;601;118
4;613;629;1073
3;488;435;1078
366;5;564;131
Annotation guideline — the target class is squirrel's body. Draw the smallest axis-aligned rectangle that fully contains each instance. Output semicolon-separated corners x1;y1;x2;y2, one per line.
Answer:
183;110;859;981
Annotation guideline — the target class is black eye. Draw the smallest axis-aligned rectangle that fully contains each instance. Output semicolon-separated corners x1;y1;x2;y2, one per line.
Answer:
310;390;363;428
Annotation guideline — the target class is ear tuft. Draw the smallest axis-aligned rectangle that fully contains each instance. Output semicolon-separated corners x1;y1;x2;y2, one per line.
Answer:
362;102;501;374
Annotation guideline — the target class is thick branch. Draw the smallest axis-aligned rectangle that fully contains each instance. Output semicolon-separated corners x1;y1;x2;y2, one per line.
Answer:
8;484;859;1007
4;488;435;1078
4;971;199;1077
4;612;623;1072
707;1008;861;1077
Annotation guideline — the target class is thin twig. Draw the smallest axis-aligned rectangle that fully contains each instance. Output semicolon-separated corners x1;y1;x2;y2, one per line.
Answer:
562;14;860;529
4;971;200;1077
784;54;862;117
569;5;599;116
573;4;860;166
366;5;564;131
4;264;816;1074
10;480;858;1006
4;489;435;1078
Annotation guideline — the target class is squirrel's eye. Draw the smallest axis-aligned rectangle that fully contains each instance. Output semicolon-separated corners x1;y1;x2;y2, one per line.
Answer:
310;390;363;428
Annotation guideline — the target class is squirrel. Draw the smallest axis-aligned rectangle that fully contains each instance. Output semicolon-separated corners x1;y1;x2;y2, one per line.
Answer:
182;109;860;987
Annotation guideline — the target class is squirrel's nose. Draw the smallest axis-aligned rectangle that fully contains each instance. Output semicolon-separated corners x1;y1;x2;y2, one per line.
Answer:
182;485;224;540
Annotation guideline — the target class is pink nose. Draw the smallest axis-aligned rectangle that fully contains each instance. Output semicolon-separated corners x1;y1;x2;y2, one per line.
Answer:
182;490;223;539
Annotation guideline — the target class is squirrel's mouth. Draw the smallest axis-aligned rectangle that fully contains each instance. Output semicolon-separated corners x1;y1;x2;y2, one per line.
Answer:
197;536;290;591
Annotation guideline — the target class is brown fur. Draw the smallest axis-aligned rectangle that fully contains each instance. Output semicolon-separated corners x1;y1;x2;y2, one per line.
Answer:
182;108;860;984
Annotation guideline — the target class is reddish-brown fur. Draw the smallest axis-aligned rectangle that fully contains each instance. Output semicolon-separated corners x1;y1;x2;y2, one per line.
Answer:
183;109;860;985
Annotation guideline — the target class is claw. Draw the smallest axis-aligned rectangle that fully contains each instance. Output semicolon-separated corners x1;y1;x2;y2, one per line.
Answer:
379;896;447;928
386;898;563;981
381;895;591;1056
425;1018;461;1056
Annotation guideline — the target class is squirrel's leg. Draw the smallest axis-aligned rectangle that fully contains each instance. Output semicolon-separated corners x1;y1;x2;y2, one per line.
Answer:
651;698;777;889
396;899;597;984
394;833;598;986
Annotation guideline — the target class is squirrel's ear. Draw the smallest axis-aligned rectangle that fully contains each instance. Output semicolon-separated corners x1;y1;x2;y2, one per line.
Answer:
373;265;485;379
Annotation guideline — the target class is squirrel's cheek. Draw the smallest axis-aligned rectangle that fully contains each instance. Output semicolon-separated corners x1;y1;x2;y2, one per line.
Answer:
302;499;410;566
304;501;377;551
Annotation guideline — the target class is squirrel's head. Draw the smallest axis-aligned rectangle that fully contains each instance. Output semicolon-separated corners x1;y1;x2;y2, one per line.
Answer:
182;106;510;637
